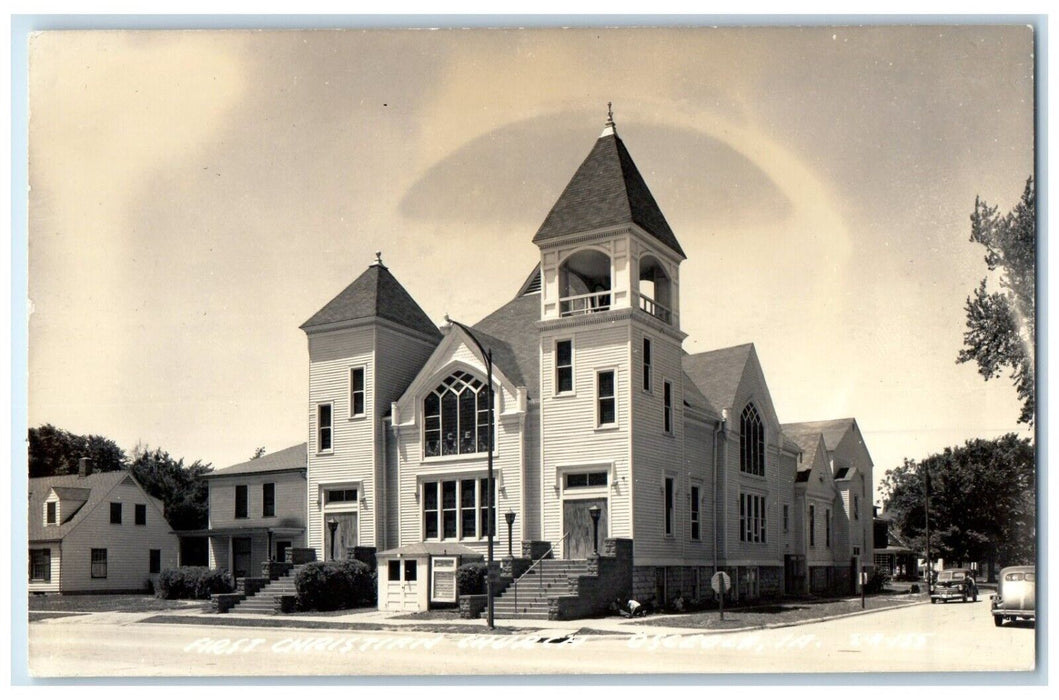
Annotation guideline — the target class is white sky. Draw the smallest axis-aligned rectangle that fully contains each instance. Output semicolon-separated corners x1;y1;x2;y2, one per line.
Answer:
27;26;1035;505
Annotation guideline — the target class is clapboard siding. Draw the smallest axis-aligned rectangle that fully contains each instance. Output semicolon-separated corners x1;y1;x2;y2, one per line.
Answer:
833;426;875;564
60;479;178;592
540;322;632;554
522;402;541;541
209;471;306;530
631;324;689;564
307;326;375;554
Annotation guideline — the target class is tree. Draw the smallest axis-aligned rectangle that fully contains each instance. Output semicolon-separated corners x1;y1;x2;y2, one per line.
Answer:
881;434;1034;580
250;446;266;460
957;178;1036;425
28;424;126;477
128;445;212;531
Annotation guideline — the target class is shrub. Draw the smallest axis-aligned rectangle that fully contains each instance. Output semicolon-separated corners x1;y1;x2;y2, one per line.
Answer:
863;567;890;594
156;567;234;599
457;562;487;595
295;559;376;611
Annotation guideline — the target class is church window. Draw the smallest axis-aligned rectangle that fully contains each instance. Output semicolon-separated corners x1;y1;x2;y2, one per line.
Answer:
597;370;616;426
740;403;765;476
423;371;491;457
555;340;573;394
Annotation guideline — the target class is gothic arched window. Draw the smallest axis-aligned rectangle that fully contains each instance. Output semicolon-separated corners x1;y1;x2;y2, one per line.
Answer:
424;370;491;457
740;403;765;476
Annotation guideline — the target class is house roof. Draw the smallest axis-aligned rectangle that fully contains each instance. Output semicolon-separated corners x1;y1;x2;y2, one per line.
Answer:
532;127;686;259
300;262;442;340
682;343;755;413
785;430;822;471
206;443;307;479
376;542;485;559
471;292;541;398
28;470;141;542
782;418;856;452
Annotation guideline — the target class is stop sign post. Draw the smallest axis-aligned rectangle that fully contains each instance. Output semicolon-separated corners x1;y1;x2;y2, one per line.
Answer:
711;571;731;620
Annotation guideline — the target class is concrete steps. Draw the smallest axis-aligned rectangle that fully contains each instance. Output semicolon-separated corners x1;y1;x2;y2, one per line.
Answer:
229;565;306;614
493;559;591;620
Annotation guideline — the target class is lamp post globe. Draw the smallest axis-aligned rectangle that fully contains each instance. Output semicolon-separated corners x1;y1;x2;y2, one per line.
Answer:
505;511;516;558
588;504;602;555
326;517;339;561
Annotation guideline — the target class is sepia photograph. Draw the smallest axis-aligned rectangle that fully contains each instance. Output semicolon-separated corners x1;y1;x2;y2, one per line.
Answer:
18;20;1038;680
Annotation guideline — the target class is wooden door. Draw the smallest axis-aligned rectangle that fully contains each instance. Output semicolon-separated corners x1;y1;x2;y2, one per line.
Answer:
563;498;608;559
232;537;252;578
326;513;357;560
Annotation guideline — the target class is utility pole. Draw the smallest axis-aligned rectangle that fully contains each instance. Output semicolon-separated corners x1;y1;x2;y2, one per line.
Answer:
924;464;931;588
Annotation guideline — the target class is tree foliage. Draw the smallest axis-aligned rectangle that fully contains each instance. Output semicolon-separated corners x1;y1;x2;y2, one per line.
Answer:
129;445;212;530
881;434;1035;572
28;424;126;478
958;178;1036;424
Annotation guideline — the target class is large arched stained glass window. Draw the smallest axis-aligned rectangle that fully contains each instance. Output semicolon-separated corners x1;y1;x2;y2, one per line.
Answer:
424;370;491;457
740;403;765;476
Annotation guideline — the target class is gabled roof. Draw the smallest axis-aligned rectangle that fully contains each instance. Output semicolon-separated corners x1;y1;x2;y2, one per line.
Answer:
471;293;541;398
206;443;307;479
786;430;823;471
28;470;141;542
782;418;857;452
301;263;442;340
682;343;755;413
532;127;685;258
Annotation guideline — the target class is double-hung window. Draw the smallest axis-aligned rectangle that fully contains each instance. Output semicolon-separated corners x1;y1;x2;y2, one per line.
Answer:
45;502;56;525
317;403;333;452
809;504;816;547
643;338;652;391
422;478;495;540
350;367;366;417
235;485;249;519
663;380;673;434
263;483;275;517
110;502;122;524
826;508;832;547
91;549;108;578
135;504;147;525
149;549;161;574
597;370;616;426
30;549;51;582
664;476;675;537
690;485;701;540
555;340;573;394
739;493;767;543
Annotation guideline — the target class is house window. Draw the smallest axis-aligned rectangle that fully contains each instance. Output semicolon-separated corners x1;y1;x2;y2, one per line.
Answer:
422;478;495;541
740;403;765;476
555;340;573;394
783;504;789;533
597;370;616;426
45;502;56;524
663;380;673;434
853;546;861;557
826;508;832;547
135;504;147;525
263;483;275;517
91;549;108;578
643;338;652;391
317;403;333;452
690;485;701;541
423;371;491;457
809;504;816;547
350;367;366;417
739;493;767;544
149;549;161;574
110;502;122;524
565;472;608;488
235;485;249;519
30;549;51;582
664;476;675;536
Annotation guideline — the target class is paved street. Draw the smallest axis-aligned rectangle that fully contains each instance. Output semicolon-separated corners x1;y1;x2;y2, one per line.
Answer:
27;598;1035;678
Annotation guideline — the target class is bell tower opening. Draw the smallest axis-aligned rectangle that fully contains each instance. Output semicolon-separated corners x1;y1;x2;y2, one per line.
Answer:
558;249;612;317
638;255;673;324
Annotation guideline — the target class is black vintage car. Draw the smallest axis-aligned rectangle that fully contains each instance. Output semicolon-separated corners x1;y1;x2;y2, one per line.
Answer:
930;567;978;603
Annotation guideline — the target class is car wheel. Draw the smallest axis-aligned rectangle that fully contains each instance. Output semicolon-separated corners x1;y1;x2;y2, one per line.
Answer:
962;594;967;603
994;615;1003;627
973;594;977;603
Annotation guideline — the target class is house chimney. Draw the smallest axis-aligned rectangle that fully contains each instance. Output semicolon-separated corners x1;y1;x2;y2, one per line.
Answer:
78;457;92;478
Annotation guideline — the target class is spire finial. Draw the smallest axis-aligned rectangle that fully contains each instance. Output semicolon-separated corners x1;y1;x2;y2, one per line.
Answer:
606;101;614;126
600;102;616;138
374;250;384;267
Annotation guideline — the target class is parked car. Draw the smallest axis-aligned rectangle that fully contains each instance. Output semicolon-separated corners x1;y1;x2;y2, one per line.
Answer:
930;567;978;604
991;565;1035;627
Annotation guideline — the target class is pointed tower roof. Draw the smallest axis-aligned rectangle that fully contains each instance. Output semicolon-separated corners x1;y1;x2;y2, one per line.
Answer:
300;255;442;339
532;110;686;258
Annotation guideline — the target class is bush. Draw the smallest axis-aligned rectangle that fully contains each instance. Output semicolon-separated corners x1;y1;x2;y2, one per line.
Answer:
457;562;487;595
863;567;890;594
156;567;234;599
295;560;376;611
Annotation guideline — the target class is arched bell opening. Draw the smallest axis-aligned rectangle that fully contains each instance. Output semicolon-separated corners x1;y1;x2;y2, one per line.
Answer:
558;249;612;317
638;255;673;324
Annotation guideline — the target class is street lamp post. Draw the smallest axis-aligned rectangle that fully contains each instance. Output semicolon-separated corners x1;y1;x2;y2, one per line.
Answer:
505;511;516;558
326;517;339;562
589;504;602;555
445;315;496;629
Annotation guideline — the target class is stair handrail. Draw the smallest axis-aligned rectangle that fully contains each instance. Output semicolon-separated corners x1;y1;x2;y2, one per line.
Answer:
511;530;572;587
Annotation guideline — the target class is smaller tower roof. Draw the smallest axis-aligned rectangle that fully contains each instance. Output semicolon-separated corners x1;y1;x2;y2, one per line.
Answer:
532;109;686;258
301;256;442;339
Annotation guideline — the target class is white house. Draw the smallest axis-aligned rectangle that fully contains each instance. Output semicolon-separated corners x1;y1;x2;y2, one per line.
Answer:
28;461;178;594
